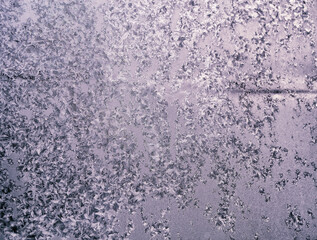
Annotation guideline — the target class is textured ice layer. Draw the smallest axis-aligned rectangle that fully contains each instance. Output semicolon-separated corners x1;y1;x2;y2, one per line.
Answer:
0;0;317;239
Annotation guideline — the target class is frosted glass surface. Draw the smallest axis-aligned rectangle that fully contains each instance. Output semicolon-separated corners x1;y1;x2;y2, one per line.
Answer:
0;0;317;239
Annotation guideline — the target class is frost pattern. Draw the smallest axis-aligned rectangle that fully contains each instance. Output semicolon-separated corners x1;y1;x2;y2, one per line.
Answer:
0;0;317;239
